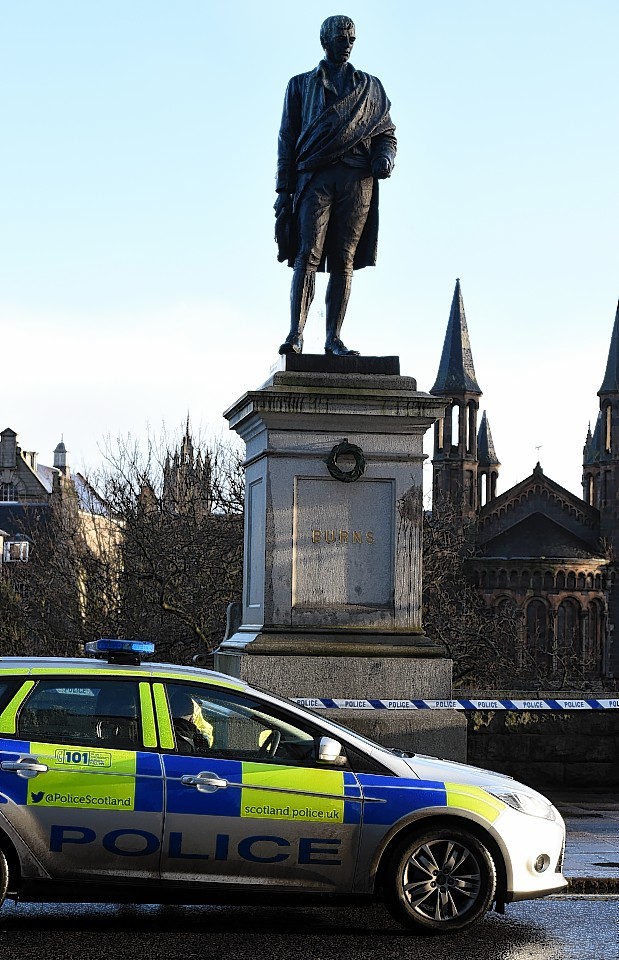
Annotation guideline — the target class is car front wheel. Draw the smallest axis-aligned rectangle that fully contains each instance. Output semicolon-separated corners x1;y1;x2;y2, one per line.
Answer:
384;827;497;933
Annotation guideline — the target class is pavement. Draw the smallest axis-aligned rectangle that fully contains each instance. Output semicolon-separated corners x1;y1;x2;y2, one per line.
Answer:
551;793;619;894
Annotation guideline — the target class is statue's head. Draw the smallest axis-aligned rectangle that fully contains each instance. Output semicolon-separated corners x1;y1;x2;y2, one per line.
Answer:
320;15;356;63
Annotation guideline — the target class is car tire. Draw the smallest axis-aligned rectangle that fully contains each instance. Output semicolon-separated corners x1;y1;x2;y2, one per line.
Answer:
0;848;8;910
383;827;496;933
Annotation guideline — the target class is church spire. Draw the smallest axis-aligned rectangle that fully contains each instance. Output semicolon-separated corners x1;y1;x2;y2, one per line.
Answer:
599;299;619;395
431;279;482;396
431;280;482;519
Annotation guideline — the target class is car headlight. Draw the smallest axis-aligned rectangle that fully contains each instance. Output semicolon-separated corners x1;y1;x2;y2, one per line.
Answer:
487;788;557;821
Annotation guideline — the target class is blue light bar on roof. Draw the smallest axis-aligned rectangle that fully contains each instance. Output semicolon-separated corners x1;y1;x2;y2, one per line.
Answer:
85;639;155;656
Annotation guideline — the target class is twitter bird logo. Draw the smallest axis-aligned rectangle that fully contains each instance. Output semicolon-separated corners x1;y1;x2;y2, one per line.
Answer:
30;791;45;804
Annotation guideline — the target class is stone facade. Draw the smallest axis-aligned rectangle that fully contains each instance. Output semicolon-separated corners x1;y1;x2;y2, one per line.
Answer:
467;708;619;791
430;285;619;683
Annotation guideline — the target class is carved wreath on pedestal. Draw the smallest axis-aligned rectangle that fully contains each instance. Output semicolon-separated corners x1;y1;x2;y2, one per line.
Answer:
326;439;366;483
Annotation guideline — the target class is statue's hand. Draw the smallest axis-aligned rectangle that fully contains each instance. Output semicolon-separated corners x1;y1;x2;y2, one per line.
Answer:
274;192;293;216
372;157;392;179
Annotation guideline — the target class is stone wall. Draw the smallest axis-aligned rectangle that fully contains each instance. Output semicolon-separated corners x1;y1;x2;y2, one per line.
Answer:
466;709;619;792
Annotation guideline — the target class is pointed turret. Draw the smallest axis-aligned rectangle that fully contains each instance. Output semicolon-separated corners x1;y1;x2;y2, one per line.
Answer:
477;411;500;506
583;413;602;507
477;411;499;466
431;280;482;519
53;438;69;476
583;415;601;467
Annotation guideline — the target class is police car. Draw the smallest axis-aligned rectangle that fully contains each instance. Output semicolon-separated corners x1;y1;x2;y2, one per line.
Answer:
0;640;566;934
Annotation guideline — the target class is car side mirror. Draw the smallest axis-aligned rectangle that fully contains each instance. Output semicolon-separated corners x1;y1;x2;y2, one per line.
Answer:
317;736;346;766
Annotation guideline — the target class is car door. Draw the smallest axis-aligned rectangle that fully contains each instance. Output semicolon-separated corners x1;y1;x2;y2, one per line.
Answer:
155;680;364;892
0;675;164;883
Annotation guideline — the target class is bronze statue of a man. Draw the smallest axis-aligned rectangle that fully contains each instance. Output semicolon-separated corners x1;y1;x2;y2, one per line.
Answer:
275;15;397;357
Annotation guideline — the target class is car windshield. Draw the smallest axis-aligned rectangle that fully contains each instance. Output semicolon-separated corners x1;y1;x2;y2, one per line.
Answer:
252;686;416;759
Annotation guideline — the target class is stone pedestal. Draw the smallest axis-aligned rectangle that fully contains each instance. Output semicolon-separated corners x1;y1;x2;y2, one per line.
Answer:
216;355;467;759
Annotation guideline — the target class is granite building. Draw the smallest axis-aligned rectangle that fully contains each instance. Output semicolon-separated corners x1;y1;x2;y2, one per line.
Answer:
430;282;617;682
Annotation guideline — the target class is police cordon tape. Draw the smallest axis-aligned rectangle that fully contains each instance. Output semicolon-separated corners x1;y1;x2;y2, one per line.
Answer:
292;697;619;710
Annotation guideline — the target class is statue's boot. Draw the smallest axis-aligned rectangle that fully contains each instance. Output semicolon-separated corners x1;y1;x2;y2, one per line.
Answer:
324;270;359;356
279;269;315;354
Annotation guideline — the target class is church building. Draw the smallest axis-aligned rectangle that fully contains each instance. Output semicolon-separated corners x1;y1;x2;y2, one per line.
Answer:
430;280;617;682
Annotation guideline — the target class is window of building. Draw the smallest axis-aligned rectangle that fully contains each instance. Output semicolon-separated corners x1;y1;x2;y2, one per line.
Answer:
479;472;488;507
556;599;581;660
436;417;444;451
0;483;17;502
526;599;549;669
451;403;460;448
467;402;476;455
605;403;612;454
586;473;595;506
586;600;604;676
3;541;29;563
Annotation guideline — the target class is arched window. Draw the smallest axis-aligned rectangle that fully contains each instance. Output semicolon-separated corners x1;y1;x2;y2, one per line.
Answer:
586;601;604;676
605;403;612;454
479;472;488;507
510;570;519;590
467;402;476;455
521;569;530;590
498;569;508;589
451;403;460;448
556;571;566;590
566;571;576;590
586;473;595;506
557;599;581;660
526;599;549;669
436;417;444;451
543;571;554;590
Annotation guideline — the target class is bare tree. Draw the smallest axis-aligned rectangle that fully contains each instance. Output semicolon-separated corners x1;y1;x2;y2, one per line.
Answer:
423;499;524;689
92;426;244;663
0;426;244;664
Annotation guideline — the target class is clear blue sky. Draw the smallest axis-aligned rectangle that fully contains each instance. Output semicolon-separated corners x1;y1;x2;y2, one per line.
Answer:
1;0;616;499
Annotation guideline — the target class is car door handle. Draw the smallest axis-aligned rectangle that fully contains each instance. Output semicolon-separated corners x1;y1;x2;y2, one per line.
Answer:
1;756;49;778
181;772;228;793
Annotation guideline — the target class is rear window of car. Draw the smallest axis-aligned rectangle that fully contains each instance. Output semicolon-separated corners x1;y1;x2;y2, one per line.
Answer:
0;679;22;713
15;679;143;750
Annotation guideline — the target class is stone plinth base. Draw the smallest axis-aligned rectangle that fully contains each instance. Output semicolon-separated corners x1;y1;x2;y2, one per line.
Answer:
219;628;446;658
214;651;467;761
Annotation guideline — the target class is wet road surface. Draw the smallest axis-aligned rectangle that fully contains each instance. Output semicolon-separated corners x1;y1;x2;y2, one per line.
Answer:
1;897;617;960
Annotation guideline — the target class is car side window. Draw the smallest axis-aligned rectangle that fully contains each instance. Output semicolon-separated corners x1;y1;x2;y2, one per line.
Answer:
16;679;142;749
0;681;17;712
165;683;338;768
